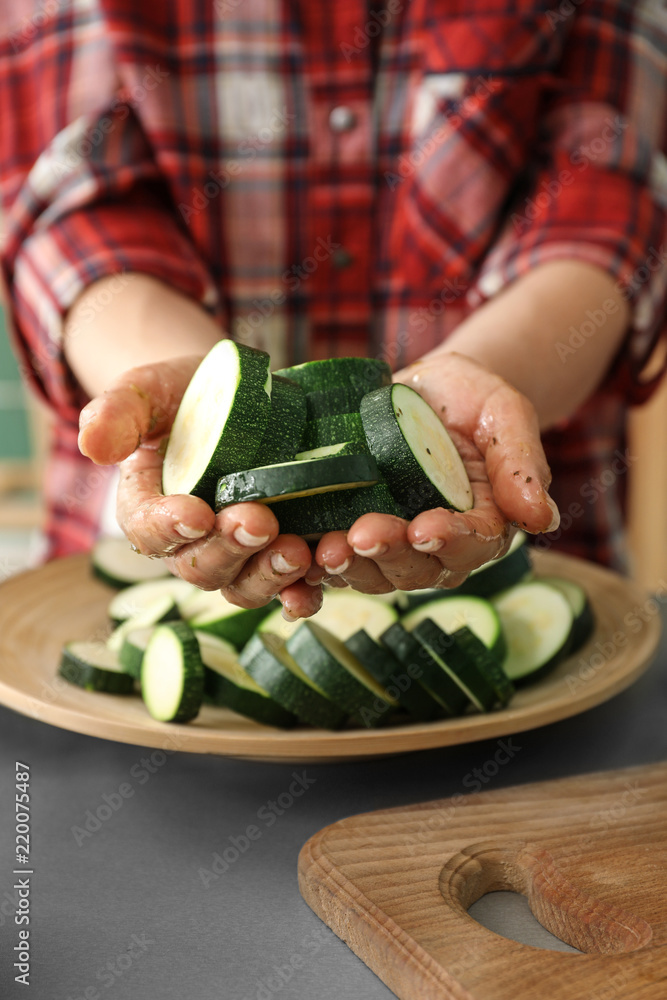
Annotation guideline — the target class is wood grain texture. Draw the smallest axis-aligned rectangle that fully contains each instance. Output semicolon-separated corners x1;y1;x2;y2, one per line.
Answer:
298;763;667;1000
0;550;661;761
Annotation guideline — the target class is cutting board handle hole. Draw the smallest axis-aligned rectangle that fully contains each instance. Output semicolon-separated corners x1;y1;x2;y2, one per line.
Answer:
440;841;653;956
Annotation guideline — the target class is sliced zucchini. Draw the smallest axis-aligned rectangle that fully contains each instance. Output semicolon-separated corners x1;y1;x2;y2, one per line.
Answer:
258;589;399;643
118;627;154;680
253;375;307;465
304;385;362;420
240;633;348;730
162;340;272;505
107;595;181;652
180;589;276;649
196;632;297;728
214;453;380;509
141;622;205;723
108;577;196;627
402;595;505;661
492;581;574;685
285;622;399;725
379;622;463;716
91;536;170;589
275;357;391;397
359;383;473;517
344;629;441;721
538;576;594;654
411;619;496;712
59;642;135;694
448;626;514;708
295;441;367;461
300;412;365;451
267;479;403;540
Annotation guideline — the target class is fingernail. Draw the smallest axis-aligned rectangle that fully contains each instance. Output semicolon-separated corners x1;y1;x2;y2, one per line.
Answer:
323;557;350;575
281;607;300;622
305;571;323;586
270;552;301;575
79;408;96;430
545;495;560;533
233;526;271;548
352;543;388;559
175;523;208;540
411;538;443;553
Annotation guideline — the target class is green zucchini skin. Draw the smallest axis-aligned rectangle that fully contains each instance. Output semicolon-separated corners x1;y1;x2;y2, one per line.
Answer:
449;626;514;708
59;643;135;695
253;375;307;465
300;412;366;451
344;629;441;721
162;341;272;506
183;597;277;650
286;622;397;726
380;622;465;716
141;622;205;723
118;628;154;680
214;453;380;509
240;633;348;730
401;595;506;663
304;385;361;420
412;620;497;712
267;480;403;540
275;357;391;397
359;383;473;518
204;670;298;728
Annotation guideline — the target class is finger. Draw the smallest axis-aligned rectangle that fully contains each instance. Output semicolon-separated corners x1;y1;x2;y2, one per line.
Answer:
116;439;216;555
407;480;513;573
78;356;203;466
473;383;560;534
314;529;394;593
280;580;325;620
221;534;312;609
345;513;447;591
164;504;281;588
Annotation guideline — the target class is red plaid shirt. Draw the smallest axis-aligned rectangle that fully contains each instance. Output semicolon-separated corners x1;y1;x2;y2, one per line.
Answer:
1;0;666;570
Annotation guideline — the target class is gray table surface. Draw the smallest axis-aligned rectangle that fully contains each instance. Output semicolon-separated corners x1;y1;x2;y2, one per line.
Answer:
1;605;666;1000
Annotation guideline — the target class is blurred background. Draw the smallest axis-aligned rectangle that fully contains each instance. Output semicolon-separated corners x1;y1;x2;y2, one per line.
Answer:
0;296;666;590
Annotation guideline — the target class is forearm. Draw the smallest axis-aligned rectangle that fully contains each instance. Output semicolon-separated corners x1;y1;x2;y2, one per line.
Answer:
425;260;630;430
64;273;223;398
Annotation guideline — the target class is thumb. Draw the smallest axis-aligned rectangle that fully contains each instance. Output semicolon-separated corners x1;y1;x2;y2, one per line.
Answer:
78;356;202;466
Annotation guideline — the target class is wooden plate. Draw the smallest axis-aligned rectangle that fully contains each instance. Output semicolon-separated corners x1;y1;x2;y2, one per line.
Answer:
0;550;660;762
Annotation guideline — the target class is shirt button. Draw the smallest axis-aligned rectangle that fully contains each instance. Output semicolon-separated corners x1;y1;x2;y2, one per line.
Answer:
329;106;357;132
332;247;354;269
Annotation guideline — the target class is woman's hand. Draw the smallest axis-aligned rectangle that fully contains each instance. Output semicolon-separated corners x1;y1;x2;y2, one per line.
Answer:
78;358;322;619
309;353;559;595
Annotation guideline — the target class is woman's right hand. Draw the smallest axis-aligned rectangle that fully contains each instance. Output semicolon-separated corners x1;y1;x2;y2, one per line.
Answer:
78;358;321;618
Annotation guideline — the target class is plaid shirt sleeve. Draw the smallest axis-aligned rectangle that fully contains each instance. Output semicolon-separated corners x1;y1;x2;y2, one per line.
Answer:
0;3;218;424
471;0;667;404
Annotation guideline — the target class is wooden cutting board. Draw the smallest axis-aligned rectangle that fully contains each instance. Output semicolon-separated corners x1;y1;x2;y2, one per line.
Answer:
299;762;667;999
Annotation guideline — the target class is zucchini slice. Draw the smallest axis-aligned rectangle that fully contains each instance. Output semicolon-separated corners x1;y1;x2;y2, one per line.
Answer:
141;622;205;723
107;594;181;652
359;383;473;517
107;577;197;627
379;622;463;716
294;441;367;461
214;453;380;509
285;622;399;725
267;479;403;540
492;581;574;685
91;537;170;589
411;619;497;712
180;590;276;649
275;357;391;397
402;595;505;661
259;589;399;643
304;385;362;420
162;340;272;505
196;632;297;728
344;629;441;721
448;626;514;708
59;642;135;694
253;375;307;465
300;412;365;451
240;633;348;730
118;627;154;680
538;576;594;654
